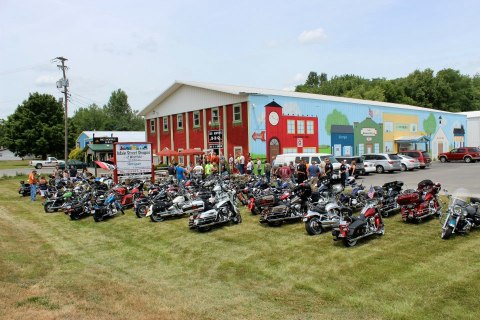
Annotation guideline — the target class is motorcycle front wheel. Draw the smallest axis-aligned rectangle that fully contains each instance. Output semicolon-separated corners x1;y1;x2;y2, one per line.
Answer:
135;204;148;218
441;226;454;239
150;213;165;222
305;217;323;235
44;202;57;213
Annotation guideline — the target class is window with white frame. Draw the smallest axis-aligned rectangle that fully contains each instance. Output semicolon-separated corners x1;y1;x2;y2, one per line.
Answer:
283;148;297;154
177;114;184;130
178;148;184;165
211;108;219;125
163;117;168;131
150;119;155;133
307;121;314;134
287;120;295;134
233;104;242;123
193;111;200;128
303;147;316;153
297;120;305;134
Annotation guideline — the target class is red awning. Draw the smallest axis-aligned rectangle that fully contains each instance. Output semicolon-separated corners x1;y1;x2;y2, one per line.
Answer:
157;148;179;156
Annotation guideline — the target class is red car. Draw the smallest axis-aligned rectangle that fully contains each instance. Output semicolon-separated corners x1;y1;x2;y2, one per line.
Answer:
399;150;431;169
438;147;480;163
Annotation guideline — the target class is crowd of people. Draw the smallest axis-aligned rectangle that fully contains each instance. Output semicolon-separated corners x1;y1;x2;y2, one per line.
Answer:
27;165;94;202
163;151;358;188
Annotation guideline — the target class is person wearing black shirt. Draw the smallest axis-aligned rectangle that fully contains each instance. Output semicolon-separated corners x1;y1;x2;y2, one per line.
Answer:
340;160;347;187
296;160;307;183
324;158;333;177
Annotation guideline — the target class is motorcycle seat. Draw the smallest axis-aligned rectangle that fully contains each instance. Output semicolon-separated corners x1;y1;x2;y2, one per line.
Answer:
470;197;480;204
349;219;367;230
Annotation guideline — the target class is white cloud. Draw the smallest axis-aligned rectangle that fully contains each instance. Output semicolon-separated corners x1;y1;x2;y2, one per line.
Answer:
298;28;327;44
35;75;58;87
293;73;306;82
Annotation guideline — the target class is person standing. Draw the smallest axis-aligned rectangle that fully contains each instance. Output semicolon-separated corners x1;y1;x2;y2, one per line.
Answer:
340;160;347;187
278;163;292;186
28;169;38;201
256;158;262;176
296;160;307;183
228;154;234;172
307;161;320;179
264;160;272;184
204;161;213;176
289;161;296;183
176;163;188;181
38;176;48;201
348;160;357;178
239;153;245;175
246;159;253;175
324;158;333;178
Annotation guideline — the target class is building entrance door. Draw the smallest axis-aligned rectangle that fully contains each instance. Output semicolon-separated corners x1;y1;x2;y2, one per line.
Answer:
269;138;280;161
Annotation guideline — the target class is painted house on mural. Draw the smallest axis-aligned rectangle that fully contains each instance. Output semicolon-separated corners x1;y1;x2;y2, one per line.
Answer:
331;125;354;156
138;81;468;162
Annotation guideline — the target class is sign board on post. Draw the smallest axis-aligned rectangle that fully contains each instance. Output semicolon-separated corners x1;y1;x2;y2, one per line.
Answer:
114;142;153;183
93;137;118;144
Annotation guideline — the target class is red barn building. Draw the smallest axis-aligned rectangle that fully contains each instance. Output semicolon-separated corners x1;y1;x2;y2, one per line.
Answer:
141;81;250;165
265;101;319;161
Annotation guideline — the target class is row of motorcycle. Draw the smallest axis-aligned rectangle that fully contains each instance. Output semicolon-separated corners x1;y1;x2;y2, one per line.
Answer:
19;173;480;242
19;175;242;231
241;174;480;245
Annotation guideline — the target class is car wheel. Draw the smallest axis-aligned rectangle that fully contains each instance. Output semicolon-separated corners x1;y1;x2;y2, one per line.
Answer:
439;157;447;163
401;164;407;171
35;164;43;169
464;157;472;163
376;165;384;174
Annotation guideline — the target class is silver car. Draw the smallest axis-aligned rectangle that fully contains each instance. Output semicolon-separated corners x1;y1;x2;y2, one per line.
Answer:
397;154;420;171
362;153;402;173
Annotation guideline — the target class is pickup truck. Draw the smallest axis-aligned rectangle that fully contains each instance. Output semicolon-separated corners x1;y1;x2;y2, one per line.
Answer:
29;157;65;169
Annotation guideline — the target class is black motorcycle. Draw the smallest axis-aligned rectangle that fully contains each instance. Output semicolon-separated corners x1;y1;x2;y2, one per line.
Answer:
376;181;403;217
64;192;94;220
18;181;31;197
441;193;480;239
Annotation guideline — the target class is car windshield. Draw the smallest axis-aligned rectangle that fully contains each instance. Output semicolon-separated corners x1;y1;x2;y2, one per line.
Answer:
388;154;401;160
328;156;339;163
469;147;480;152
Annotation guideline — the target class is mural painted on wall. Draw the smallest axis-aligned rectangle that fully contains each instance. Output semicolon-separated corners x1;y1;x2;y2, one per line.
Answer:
248;96;467;160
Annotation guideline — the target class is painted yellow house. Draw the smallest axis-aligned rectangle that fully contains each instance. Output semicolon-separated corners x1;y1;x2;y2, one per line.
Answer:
382;113;423;153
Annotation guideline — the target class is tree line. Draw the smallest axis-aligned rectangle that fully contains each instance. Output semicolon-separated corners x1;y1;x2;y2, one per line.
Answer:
296;68;480;112
0;89;144;159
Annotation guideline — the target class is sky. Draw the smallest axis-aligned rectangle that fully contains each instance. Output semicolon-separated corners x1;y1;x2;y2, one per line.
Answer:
1;0;480;120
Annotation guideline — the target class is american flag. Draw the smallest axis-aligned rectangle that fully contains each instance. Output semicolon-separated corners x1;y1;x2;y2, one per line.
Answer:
367;186;375;199
368;108;374;118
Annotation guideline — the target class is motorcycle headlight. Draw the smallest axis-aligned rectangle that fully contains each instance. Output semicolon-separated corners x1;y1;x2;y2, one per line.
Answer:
453;206;462;215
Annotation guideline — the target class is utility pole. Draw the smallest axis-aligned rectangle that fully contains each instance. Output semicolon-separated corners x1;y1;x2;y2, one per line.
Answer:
53;57;69;169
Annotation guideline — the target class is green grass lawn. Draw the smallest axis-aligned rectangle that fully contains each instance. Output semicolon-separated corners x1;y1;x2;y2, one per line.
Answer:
0;160;29;170
1;176;479;319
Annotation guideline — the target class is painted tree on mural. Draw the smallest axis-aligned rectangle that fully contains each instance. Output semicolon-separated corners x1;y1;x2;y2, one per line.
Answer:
423;112;437;136
325;109;349;136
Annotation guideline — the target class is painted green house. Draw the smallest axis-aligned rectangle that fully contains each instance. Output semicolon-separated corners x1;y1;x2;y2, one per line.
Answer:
353;117;383;155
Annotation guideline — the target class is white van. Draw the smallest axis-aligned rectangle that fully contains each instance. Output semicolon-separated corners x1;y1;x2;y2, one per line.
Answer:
273;153;341;170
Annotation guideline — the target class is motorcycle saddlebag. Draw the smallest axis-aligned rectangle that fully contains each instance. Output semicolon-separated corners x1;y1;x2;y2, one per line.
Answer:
396;192;420;205
152;201;168;213
348;219;367;235
256;195;276;207
310;191;321;203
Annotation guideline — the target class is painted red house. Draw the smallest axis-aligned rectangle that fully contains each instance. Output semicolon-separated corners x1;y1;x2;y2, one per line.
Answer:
265;101;319;161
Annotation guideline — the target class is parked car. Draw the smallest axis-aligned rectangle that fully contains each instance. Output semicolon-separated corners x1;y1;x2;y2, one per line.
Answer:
334;156;365;177
438;147;480;163
399;150;431;169
29;157;64;169
362;153;402;173
273;153;341;171
363;161;376;174
397;154;420;171
59;159;88;170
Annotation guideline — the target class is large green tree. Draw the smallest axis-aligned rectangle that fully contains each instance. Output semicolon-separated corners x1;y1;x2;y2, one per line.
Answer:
325;109;349;136
2;93;65;158
296;68;480;112
71;103;109;134
103;89;144;130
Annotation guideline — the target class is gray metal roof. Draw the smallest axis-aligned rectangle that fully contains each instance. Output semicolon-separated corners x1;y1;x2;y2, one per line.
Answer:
139;80;465;117
331;125;354;134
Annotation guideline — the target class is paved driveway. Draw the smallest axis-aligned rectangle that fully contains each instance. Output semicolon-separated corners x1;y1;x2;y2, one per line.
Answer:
355;161;480;197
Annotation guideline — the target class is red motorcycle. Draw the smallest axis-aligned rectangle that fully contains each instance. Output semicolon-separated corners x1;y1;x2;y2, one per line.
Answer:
396;179;441;223
332;197;384;247
113;181;145;209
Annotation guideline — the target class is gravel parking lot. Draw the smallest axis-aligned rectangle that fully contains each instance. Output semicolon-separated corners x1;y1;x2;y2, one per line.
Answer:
356;161;480;197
